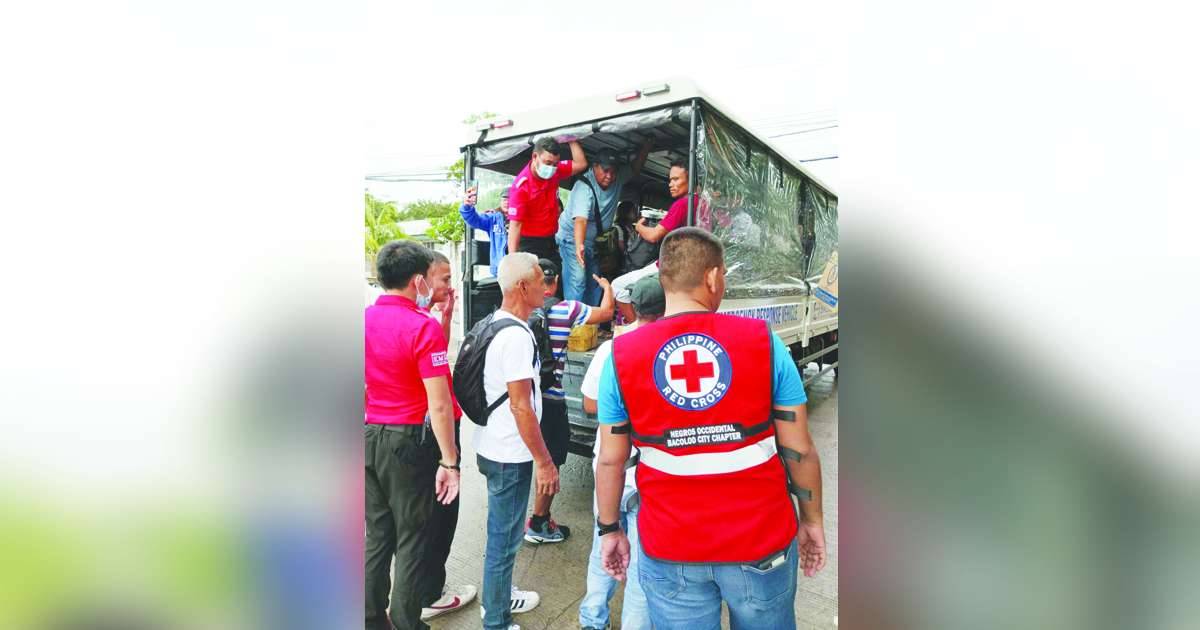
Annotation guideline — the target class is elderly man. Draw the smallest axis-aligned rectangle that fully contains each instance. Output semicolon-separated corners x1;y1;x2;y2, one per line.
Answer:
473;252;563;630
507;137;587;268
556;142;651;304
523;259;614;545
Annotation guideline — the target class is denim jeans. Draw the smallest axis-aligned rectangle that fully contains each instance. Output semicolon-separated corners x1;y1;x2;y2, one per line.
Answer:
558;238;600;304
579;499;650;630
477;454;533;630
637;538;799;630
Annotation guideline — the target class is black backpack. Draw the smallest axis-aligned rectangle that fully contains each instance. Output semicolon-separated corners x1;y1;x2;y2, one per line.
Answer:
452;313;537;426
526;296;561;391
626;226;660;269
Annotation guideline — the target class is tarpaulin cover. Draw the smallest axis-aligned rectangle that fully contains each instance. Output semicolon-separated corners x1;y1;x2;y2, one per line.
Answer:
474;106;690;165
470;103;837;297
696;112;838;295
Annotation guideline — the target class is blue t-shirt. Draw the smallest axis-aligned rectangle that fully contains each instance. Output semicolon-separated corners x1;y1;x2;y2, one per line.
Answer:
597;330;806;424
555;166;630;246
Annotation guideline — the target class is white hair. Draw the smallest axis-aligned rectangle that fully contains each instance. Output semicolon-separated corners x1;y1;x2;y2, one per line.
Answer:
497;252;539;293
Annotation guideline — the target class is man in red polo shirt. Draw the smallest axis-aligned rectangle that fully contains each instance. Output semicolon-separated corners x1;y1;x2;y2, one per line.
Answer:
634;160;698;244
365;240;475;630
611;160;702;322
507;136;587;272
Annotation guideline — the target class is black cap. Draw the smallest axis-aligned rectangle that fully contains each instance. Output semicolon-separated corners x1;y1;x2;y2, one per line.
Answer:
593;149;621;169
537;258;560;280
629;274;665;317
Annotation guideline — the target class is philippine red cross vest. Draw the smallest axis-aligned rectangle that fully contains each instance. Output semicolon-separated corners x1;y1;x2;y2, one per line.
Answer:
612;311;798;563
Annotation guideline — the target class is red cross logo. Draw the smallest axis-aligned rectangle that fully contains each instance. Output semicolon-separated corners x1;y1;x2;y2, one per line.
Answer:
669;349;716;393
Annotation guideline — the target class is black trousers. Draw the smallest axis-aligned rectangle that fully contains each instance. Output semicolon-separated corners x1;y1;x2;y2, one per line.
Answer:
422;423;460;603
364;422;461;630
518;236;564;298
540;397;570;467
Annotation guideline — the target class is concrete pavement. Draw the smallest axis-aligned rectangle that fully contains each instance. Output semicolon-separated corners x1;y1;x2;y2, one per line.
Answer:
427;369;838;630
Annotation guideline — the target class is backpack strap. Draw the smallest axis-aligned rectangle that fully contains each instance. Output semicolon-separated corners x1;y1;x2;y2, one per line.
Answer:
529;302;559;368
484;389;512;416
581;177;606;233
480;318;540;419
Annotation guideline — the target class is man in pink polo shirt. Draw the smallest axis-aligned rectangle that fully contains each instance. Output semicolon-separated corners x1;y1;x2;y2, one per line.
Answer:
365;240;475;630
507;136;588;274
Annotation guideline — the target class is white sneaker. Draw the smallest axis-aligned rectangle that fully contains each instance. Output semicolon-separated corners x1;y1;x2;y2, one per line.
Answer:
509;586;539;613
480;586;541;619
420;584;477;621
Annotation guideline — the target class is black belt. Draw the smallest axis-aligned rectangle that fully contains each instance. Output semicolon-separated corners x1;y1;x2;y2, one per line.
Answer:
367;422;424;434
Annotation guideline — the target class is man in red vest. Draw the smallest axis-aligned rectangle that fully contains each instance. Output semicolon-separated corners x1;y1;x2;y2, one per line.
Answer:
593;227;826;629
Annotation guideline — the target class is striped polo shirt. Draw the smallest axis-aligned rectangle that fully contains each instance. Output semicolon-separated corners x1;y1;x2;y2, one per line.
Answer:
544;299;591;400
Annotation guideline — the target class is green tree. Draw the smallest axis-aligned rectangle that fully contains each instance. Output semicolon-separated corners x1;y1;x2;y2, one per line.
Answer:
364;192;408;258
398;199;458;221
426;212;465;243
376;197;464;244
447;157;465;183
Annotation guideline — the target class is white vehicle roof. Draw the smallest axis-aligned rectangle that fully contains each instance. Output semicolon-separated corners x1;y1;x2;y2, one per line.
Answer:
463;76;835;197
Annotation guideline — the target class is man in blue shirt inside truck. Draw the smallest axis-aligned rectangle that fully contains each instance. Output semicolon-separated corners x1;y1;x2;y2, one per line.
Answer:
459;186;509;277
557;142;651;304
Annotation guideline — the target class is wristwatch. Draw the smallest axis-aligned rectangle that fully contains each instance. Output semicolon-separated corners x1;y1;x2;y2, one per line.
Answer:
596;518;621;536
438;460;460;471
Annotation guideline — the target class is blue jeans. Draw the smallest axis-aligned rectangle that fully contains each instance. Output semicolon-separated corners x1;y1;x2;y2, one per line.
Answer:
558;238;600;304
638;538;799;630
579;499;650;630
477;455;533;630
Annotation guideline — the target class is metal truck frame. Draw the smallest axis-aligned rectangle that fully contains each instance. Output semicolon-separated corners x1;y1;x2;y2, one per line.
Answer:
456;77;838;455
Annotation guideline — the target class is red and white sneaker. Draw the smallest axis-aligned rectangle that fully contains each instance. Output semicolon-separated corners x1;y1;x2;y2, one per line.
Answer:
420;584;477;621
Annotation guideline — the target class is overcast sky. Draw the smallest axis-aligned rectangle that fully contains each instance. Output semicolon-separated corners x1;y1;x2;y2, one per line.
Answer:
365;0;844;204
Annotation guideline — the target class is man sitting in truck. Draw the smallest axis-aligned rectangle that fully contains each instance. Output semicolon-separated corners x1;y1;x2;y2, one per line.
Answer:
611;160;700;322
634;160;697;245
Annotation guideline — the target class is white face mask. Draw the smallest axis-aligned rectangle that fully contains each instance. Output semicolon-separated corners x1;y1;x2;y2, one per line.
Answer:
535;162;556;179
415;276;433;309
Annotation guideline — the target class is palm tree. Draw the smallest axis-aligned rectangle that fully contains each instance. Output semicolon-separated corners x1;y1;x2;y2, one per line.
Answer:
364;192;408;259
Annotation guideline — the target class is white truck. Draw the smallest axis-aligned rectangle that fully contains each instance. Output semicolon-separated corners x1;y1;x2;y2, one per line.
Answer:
457;78;838;455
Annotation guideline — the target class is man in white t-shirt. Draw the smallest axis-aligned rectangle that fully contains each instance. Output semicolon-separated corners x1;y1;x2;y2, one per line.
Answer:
474;252;561;630
576;273;665;630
